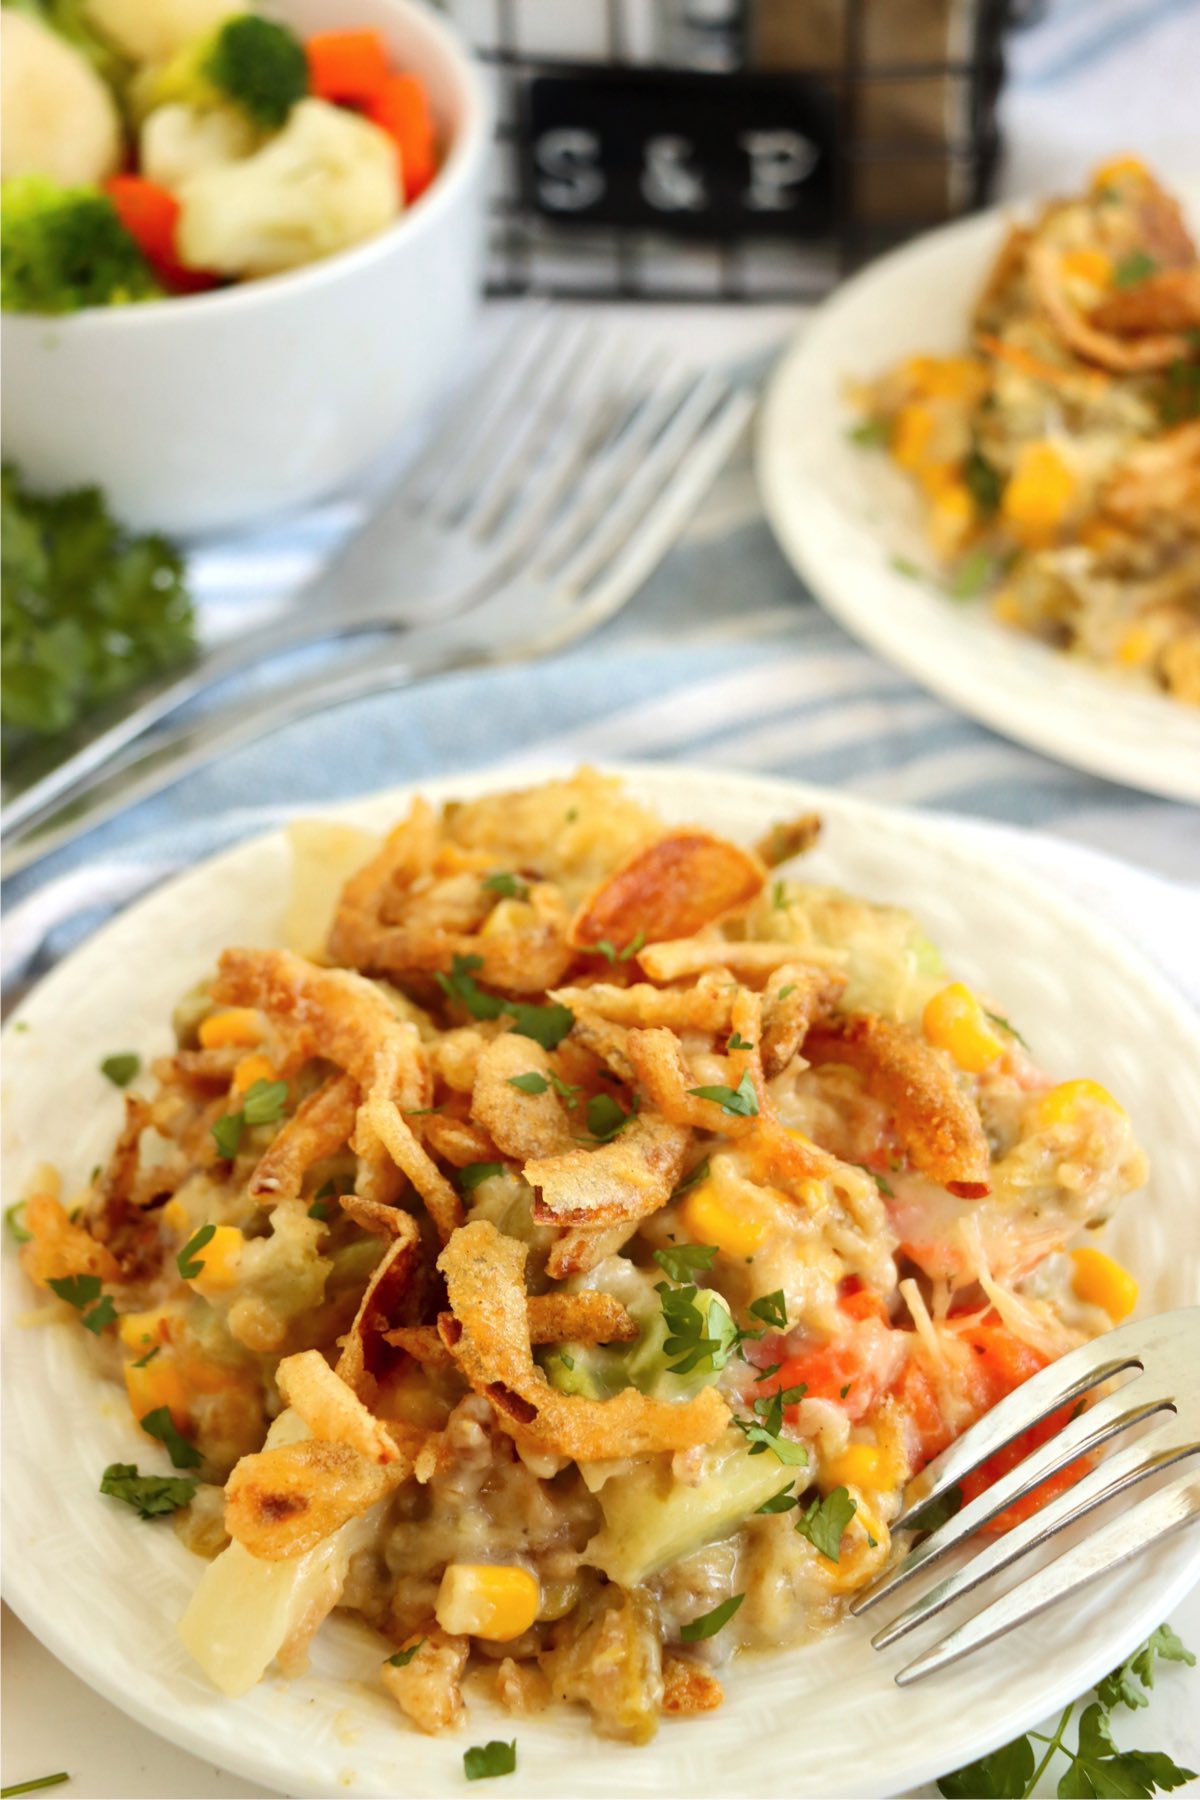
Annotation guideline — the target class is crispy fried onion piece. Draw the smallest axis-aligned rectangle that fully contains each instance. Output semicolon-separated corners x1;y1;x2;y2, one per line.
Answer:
805;1014;991;1197
248;1072;358;1201
527;1114;689;1229
548;1221;642;1282
225;1439;401;1561
471;1034;575;1161
335;1210;423;1401
419;1113;499;1169
437;1220;728;1456
564;1011;636;1085
637;935;843;984
328;797;572;993
1030;242;1191;371
277;1349;404;1465
662;1654;724;1715
21;1191;120;1288
1102;422;1200;531
364;1033;464;1244
550;974;734;1034
386;1291;639;1367
761;963;847;1078
755;813;821;869
569;830;765;952
214;948;404;1088
626;989;765;1138
1091;266;1200;336
338;1193;412;1237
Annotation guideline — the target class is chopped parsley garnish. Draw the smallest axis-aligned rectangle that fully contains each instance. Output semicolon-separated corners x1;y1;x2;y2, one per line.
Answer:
139;1405;203;1469
964;446;1002;516
5;1201;31;1243
1096;1623;1196;1713
728;1031;755;1051
313;1179;337;1200
848;417;889;448
1113;249;1159;288
777;983;795;1001
653;1242;718;1282
559;1353;575;1370
100;1052;140;1088
436;955;574;1050
687;1070;759;1117
755;1362;783;1382
906;1483;964;1534
463;1740;517;1781
80;1293;116;1334
459;1161;505;1192
177;1223;216;1280
748;1289;787;1331
948;546;997;600
756;1482;800;1514
508;1071;549;1095
387;1639;425;1667
132;1344;160;1368
47;1272;102;1310
680;1593;744;1641
242;1078;288;1126
0;1775;71;1797
794;1484;857;1561
733;1384;808;1464
984;1009;1030;1051
855;1164;894;1197
670;1158;711;1199
307;1199;331;1221
656;1282;738;1376
586;1092;639;1143
482;871;529;901
100;1461;197;1518
593;930;646;964
211;1111;244;1160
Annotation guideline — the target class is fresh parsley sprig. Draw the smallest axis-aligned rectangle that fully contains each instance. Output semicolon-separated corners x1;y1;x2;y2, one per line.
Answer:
387;1639;425;1668
593;930;646;964
687;1070;759;1117
100;1461;197;1518
793;1485;857;1561
482;871;529;901
506;1070;582;1108
177;1223;215;1281
139;1405;202;1470
680;1593;744;1641
464;1740;517;1781
437;955;574;1050
732;1383;809;1465
670;1158;711;1200
653;1243;718;1282
211;1076;288;1159
656;1282;738;1376
586;1092;639;1143
100;1052;140;1088
46;1272;114;1334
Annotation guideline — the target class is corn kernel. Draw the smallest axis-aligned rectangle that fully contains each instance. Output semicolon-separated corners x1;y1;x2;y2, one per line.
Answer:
891;404;933;472
435;1564;540;1641
1001;442;1076;545
1060;248;1112;288
1116;624;1157;668
922;983;1006;1073
1091;155;1148;190
125;1352;189;1430
820;1444;883;1491
198;1008;263;1050
234;1053;277;1095
1032;1079;1125;1130
993;589;1024;628
1070;1247;1138;1322
118;1306;176;1352
184;1224;245;1296
480;897;536;938
681;1181;770;1258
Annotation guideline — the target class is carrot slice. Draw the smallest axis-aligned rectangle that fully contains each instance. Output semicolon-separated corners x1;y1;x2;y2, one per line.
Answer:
365;72;438;203
104;175;219;294
307;29;389;105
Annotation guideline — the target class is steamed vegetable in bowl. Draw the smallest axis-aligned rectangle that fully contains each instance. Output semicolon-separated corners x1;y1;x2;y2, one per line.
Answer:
0;1;439;310
13;770;1150;1748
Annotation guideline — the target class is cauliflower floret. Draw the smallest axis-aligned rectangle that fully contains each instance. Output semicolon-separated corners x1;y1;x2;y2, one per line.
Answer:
1;11;122;187
82;0;242;66
176;97;401;278
140;100;256;190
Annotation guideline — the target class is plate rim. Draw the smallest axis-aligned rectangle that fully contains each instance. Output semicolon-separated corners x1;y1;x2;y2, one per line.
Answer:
3;759;1199;1800
754;189;1200;805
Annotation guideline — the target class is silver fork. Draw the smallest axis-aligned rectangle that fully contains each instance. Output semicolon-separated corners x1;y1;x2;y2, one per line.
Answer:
854;1307;1200;1683
0;306;667;840
2;363;753;878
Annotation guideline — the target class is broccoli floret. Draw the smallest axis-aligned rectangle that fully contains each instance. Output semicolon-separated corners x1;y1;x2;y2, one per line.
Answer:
203;15;308;128
140;13;308;131
1;463;196;749
1;175;161;313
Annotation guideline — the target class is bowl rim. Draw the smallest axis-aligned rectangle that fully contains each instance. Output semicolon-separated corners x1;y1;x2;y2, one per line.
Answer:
1;0;490;333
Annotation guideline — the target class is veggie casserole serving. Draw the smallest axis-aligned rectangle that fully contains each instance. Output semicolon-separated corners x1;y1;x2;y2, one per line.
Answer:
14;770;1149;1747
852;156;1200;702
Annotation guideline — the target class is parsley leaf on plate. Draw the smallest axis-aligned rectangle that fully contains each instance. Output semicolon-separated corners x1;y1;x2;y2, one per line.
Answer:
507;1072;549;1095
1096;1625;1196;1713
748;1289;788;1331
387;1639;425;1667
242;1078;288;1126
848;417;889;448
657;1282;738;1376
5;1201;31;1243
586;1092;639;1143
80;1292;116;1334
653;1242;718;1282
463;1740;517;1781
139;1405;203;1469
0;1774;72;1797
728;1031;755;1050
756;1482;800;1514
985;1009;1031;1051
100;1461;197;1519
482;871;529;901
680;1593;744;1641
100;1052;140;1088
670;1158;711;1200
687;1070;759;1117
938;1735;1035;1798
47;1272;102;1311
211;1111;243;1160
794;1485;857;1561
459;1161;505;1192
177;1223;216;1281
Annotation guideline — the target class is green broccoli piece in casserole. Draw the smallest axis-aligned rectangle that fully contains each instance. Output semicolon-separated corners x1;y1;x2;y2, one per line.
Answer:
141;14;308;131
1;175;160;314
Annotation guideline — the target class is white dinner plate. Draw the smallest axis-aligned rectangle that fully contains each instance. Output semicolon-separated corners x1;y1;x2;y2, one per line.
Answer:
3;763;1199;1800
756;185;1200;804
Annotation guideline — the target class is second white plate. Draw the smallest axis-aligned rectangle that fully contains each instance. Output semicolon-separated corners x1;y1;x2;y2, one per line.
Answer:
756;189;1200;803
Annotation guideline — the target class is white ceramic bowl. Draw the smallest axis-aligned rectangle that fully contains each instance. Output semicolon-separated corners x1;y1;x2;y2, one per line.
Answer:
1;0;489;534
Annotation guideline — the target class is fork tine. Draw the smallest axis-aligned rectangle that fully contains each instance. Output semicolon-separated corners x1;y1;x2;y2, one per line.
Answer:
871;1427;1194;1649
894;1465;1200;1685
853;1381;1175;1616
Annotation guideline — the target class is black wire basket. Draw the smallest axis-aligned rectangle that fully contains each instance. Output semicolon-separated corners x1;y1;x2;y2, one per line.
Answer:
439;0;1012;302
